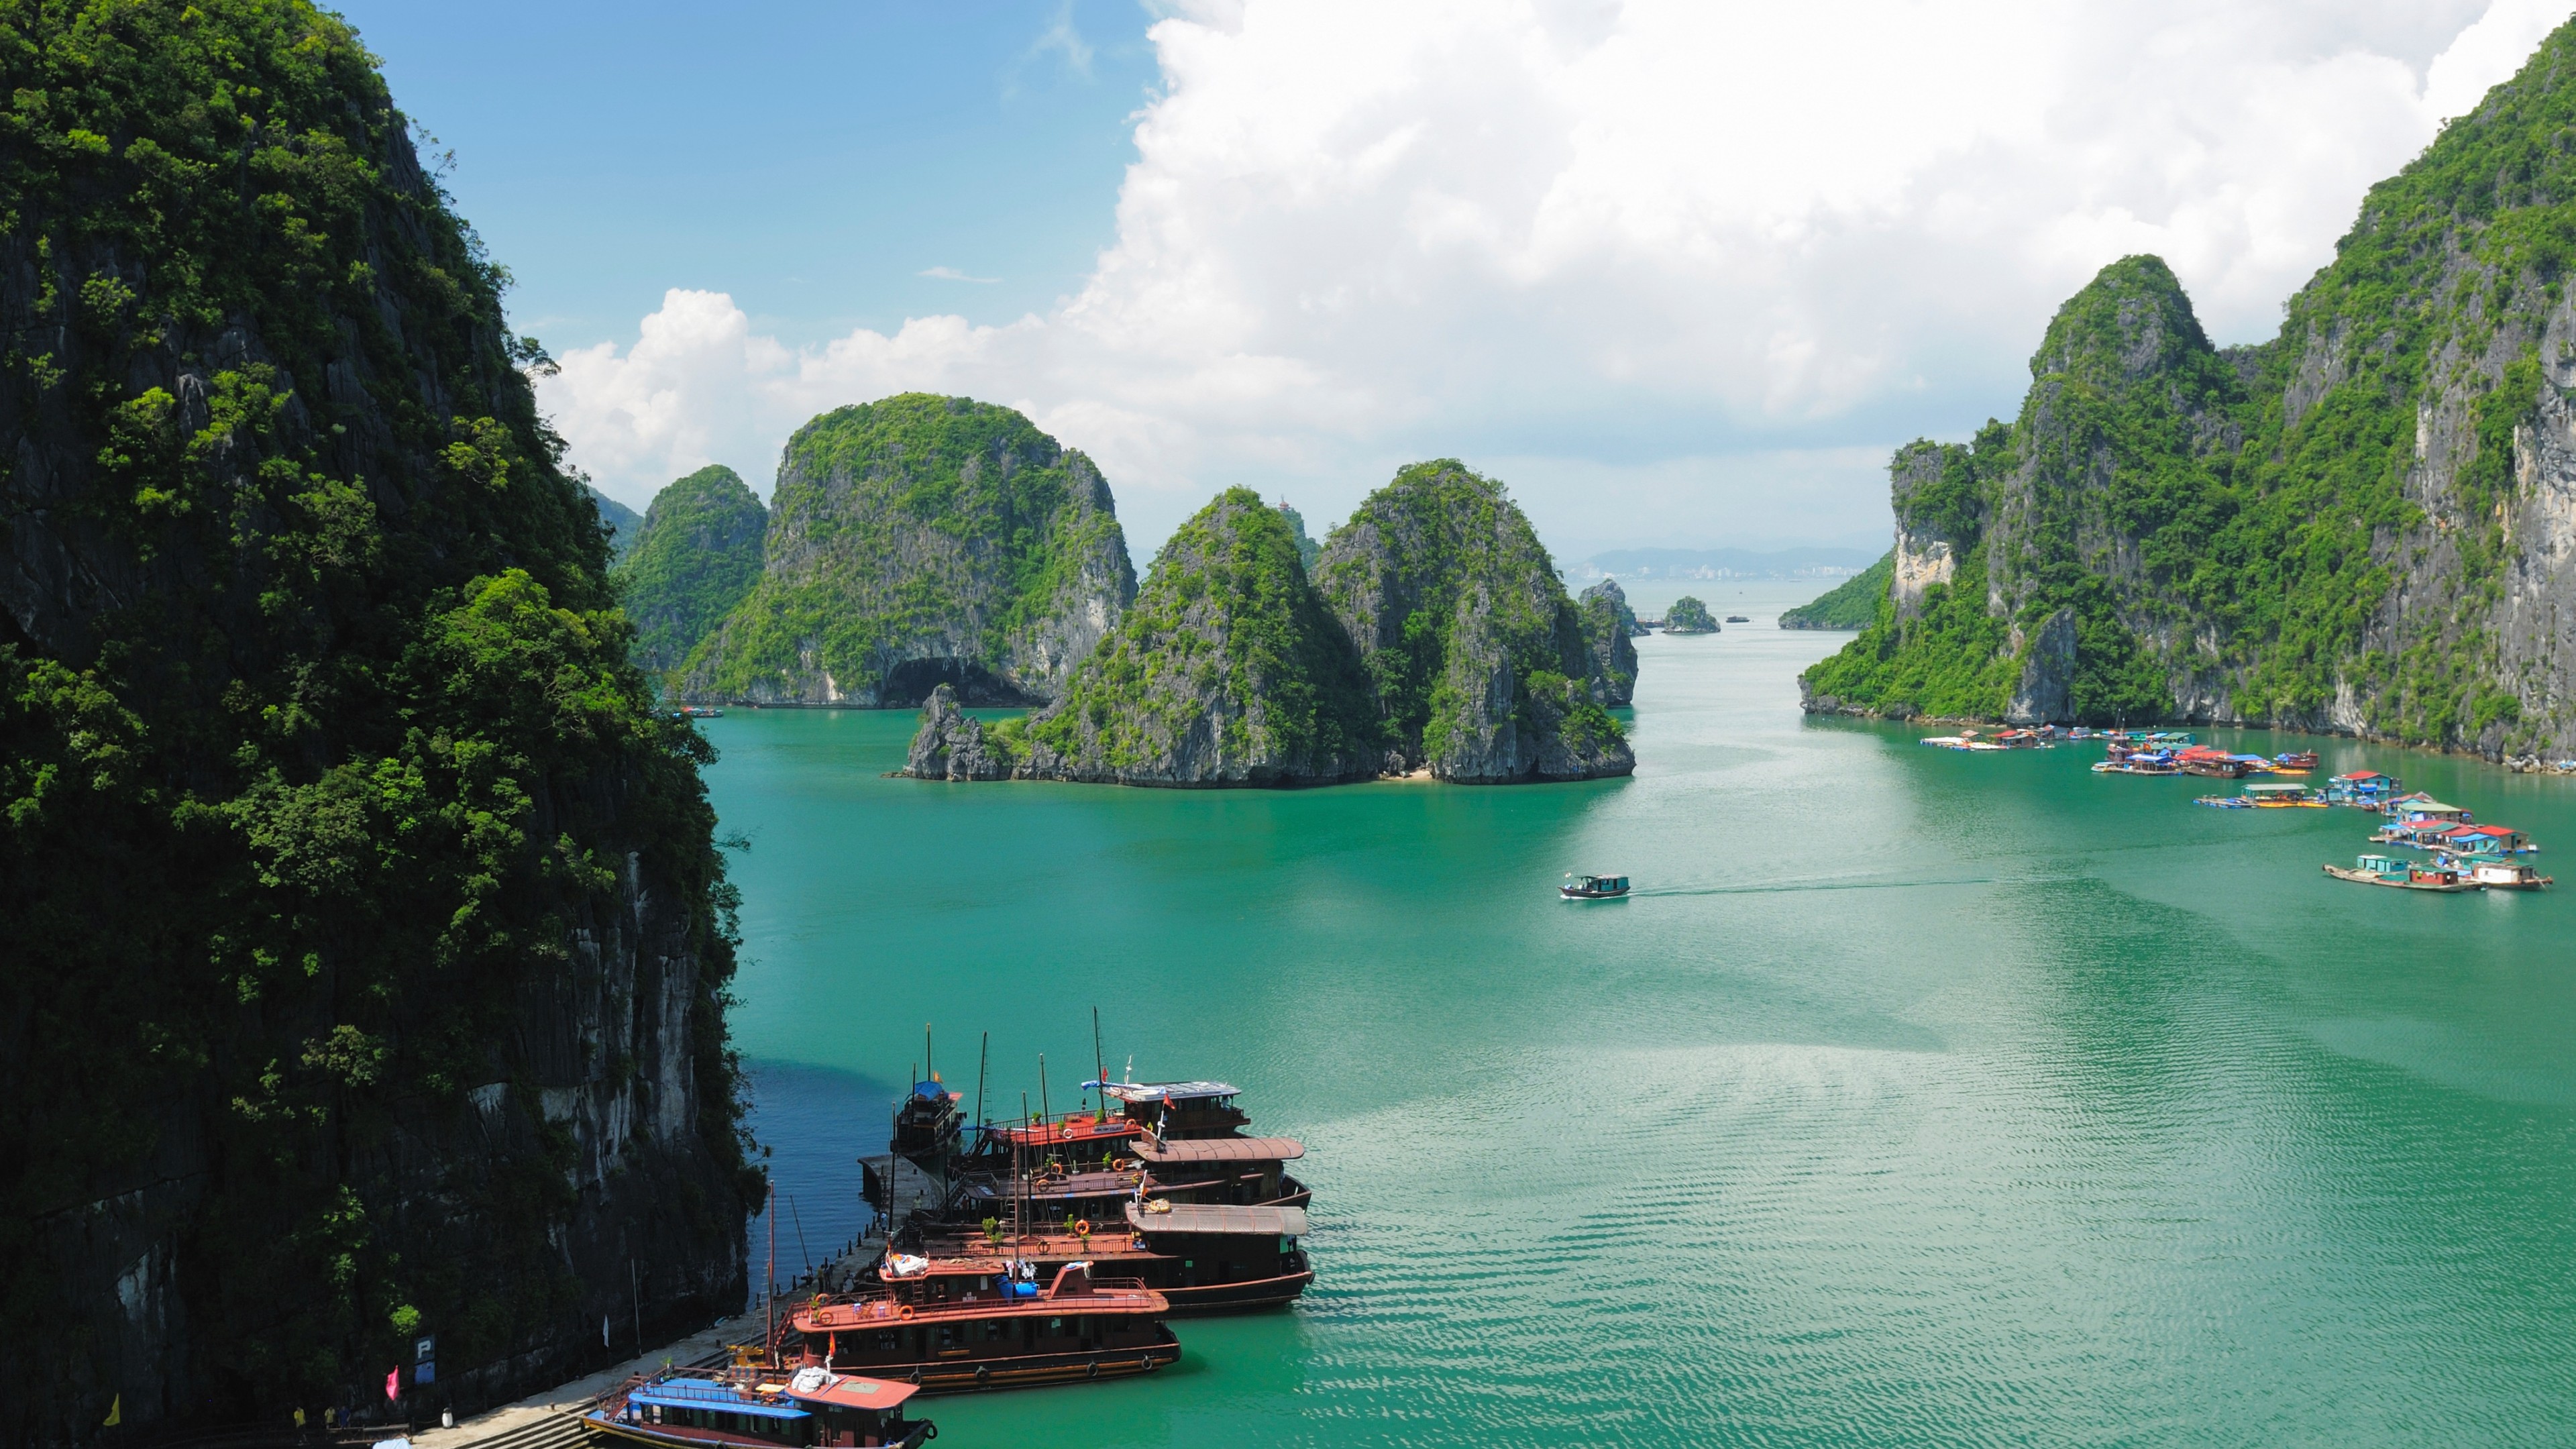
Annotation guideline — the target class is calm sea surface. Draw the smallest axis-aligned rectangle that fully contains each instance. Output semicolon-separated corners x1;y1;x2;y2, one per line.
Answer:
712;581;2576;1448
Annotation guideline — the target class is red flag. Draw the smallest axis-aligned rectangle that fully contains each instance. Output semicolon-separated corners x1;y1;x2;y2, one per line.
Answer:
385;1366;400;1401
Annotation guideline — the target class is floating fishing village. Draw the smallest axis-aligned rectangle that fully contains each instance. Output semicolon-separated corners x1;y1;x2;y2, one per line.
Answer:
1917;727;2554;894
580;1023;1312;1448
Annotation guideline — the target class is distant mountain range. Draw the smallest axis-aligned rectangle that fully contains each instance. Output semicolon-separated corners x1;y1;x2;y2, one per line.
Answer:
1576;546;1881;581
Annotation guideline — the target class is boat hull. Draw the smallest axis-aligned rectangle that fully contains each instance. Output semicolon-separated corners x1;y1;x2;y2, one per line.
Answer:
588;1412;934;1449
1163;1265;1316;1316
834;1328;1181;1394
2322;865;2479;892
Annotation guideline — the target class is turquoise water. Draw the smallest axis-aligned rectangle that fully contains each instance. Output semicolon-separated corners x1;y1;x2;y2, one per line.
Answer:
711;584;2576;1447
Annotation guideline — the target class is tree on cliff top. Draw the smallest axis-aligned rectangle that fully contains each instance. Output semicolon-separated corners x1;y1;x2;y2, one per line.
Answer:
0;3;751;1434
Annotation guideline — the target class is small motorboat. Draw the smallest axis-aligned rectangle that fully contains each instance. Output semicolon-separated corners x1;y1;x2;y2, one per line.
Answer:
1725;614;1750;623
1561;873;1631;900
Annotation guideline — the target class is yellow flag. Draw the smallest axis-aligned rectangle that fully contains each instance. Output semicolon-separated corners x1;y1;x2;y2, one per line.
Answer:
103;1395;121;1428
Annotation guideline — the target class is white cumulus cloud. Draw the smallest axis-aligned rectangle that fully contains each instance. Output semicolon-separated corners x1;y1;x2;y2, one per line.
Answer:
543;0;2567;559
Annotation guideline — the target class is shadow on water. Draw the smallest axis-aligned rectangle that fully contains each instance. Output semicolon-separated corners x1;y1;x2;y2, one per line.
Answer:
742;1059;897;1292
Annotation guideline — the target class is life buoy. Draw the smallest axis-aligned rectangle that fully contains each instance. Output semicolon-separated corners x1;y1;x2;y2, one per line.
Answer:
974;1364;991;1386
924;1424;938;1441
1087;1358;1100;1379
897;1304;915;1320
1073;1219;1092;1236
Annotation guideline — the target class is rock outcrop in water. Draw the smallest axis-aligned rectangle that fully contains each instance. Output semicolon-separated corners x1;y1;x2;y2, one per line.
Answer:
616;464;768;674
683;395;1135;706
905;683;1012;780
905;490;1382;786
1576;578;1642;704
1313;462;1632;782
0;5;753;1438
1805;19;2576;755
1664;596;1719;633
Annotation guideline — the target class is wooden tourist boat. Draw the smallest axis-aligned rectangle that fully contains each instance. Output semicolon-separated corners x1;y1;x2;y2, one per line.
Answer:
890;1081;963;1169
586;1366;932;1449
1095;1079;1256;1139
2273;750;2320;771
909;1204;1314;1316
2322;855;2481;892
787;1262;1179;1391
2243;781;2325;808
1561;873;1631;899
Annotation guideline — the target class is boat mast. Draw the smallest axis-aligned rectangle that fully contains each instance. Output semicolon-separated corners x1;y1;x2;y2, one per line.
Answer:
1038;1053;1050;1132
1091;1007;1106;1116
975;1032;988;1138
763;1177;776;1366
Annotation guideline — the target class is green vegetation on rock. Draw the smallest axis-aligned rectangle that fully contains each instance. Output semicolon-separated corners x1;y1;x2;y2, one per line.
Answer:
684;395;1133;706
1780;552;1894;629
982;488;1381;785
1664;597;1719;633
1806;23;2576;754
1576;577;1640;704
0;3;751;1436
1314;462;1631;782
1277;498;1322;571
615;465;767;676
588;484;643;564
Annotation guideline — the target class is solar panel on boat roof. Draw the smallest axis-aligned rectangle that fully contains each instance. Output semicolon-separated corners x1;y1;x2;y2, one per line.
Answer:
1103;1080;1239;1101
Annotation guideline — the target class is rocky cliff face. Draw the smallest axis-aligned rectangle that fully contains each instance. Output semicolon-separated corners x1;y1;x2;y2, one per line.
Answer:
1576;578;1640;704
616;465;768;674
684;396;1134;707
1805;25;2576;756
0;5;750;1439
913;489;1383;786
1314;462;1631;782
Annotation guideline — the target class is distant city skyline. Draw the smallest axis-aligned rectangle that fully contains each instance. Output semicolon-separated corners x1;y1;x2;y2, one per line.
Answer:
339;0;2567;560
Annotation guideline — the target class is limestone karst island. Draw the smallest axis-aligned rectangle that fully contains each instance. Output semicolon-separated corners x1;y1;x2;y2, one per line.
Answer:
9;4;2576;1449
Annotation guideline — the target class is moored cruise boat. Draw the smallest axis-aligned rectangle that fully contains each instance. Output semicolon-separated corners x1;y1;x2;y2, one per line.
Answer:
586;1366;932;1448
788;1261;1178;1391
890;1081;963;1169
1094;1080;1256;1139
909;1203;1315;1315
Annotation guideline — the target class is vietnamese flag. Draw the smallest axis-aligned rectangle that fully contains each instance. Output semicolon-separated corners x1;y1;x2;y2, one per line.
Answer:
385;1366;400;1401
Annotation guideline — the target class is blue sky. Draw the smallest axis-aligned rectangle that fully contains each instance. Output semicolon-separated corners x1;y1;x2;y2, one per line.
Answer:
337;1;1155;350
331;2;2565;561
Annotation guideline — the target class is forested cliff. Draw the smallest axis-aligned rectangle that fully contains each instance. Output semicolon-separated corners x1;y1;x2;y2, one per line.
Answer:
1805;23;2576;758
0;5;753;1440
681;395;1134;707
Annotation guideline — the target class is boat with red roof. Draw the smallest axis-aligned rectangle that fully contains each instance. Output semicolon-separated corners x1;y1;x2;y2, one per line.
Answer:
786;1260;1179;1391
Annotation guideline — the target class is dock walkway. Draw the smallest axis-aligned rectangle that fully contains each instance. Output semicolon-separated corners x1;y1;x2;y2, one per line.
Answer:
422;1155;941;1448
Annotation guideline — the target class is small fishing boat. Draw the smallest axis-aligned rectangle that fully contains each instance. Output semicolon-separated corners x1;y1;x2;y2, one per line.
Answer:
586;1366;932;1448
2194;794;2253;808
2273;750;2319;770
2243;781;2325;808
2322;854;2481;892
1561;873;1631;899
1725;614;1750;623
